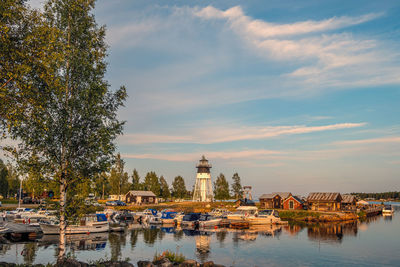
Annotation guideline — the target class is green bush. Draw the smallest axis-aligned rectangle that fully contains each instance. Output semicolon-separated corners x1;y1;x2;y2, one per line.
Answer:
154;250;186;264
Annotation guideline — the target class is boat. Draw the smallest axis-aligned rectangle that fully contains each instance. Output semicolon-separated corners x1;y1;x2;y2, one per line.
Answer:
135;209;158;223
173;212;185;226
209;208;229;217
160;211;177;224
382;204;394;215
246;209;286;225
181;213;201;228
40;214;109;235
226;206;258;221
198;214;222;228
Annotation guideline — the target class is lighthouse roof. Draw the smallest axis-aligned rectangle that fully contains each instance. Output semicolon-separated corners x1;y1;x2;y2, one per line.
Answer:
196;155;212;168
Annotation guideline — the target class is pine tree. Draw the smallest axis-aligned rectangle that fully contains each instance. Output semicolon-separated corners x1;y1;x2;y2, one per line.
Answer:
214;173;230;200
143;172;161;196
172;176;187;199
159;176;171;200
131;169;142;190
231;172;243;199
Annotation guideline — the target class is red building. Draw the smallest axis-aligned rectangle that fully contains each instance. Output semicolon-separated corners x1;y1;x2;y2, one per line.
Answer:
283;195;304;210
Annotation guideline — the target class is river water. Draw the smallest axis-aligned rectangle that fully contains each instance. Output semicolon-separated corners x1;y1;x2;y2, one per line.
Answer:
1;203;399;266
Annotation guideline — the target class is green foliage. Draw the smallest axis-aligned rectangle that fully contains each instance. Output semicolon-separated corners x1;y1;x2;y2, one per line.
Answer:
159;176;171;199
0;160;9;197
214;173;230;200
231;172;243;199
131;169;142;190
109;154;131;196
5;164;20;198
171;176;187;199
143;171;161;196
93;172;110;199
153;250;186;264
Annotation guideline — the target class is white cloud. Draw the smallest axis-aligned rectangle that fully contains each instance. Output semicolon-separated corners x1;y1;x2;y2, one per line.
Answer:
195;6;400;89
119;122;366;144
336;136;400;145
121;149;282;162
195;6;382;38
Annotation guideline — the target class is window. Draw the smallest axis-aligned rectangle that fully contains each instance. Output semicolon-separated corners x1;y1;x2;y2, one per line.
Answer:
289;200;294;209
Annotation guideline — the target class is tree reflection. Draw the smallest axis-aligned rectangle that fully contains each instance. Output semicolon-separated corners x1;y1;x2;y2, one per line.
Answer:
142;227;159;245
173;229;183;241
22;242;38;265
216;230;227;245
130;229;139;250
108;232;126;261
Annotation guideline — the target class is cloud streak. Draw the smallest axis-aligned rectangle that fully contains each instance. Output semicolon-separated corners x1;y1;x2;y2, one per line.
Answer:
119;122;366;144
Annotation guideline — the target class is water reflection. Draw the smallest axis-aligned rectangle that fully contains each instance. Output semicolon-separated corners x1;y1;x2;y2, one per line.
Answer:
1;211;399;266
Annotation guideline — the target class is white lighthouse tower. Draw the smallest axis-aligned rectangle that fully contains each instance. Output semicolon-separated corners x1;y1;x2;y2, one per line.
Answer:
193;155;213;202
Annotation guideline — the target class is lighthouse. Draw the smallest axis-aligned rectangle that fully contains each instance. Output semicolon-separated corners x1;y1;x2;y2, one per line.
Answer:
192;155;213;202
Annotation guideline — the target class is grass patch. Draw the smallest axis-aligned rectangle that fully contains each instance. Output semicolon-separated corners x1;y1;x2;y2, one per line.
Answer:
154;250;186;264
279;210;322;220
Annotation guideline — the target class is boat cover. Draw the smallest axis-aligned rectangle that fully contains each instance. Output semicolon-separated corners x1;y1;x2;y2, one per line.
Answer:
96;214;107;222
161;212;177;219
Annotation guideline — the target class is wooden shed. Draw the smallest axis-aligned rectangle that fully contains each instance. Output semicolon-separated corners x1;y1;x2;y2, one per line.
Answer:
259;193;282;209
341;194;357;210
283;195;304;210
307;192;342;211
125;191;157;205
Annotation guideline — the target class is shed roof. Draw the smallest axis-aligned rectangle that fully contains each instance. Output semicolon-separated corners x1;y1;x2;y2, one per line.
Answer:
307;192;342;202
126;190;156;197
342;194;356;204
259;193;280;199
272;192;292;199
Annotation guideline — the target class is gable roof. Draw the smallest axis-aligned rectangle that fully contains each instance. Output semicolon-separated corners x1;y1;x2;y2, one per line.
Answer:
259;193;280;199
272;192;292;199
126;190;156;197
307;192;342;202
284;195;304;204
341;194;356;204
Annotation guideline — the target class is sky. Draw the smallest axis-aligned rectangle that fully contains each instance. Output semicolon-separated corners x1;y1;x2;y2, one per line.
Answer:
18;0;400;196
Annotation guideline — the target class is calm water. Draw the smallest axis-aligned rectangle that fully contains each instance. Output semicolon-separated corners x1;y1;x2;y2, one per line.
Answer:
1;203;400;267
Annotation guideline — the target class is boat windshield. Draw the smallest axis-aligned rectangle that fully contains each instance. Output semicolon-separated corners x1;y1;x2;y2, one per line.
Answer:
259;210;273;216
234;209;257;215
199;215;211;221
384;205;392;209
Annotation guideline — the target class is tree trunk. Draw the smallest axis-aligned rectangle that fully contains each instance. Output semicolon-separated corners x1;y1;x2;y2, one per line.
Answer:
58;173;67;260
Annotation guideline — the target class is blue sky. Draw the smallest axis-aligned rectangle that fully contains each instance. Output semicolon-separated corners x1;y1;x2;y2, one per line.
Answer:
25;0;400;196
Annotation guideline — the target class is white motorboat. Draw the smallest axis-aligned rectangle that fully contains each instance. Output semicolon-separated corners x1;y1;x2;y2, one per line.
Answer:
40;214;109;235
198;214;222;228
246;209;286;225
382;204;394;215
226;206;258;221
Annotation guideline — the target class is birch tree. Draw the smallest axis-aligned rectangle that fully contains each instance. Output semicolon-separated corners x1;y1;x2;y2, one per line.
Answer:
1;0;126;260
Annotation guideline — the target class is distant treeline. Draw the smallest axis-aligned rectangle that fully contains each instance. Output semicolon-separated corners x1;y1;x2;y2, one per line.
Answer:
0;156;245;201
351;192;400;200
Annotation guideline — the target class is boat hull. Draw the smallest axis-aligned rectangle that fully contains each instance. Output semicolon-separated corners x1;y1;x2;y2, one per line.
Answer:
40;222;109;235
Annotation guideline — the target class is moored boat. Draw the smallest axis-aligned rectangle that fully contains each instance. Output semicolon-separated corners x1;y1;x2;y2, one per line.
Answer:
181;213;201;228
226;206;258;221
198;214;222;228
161;211;177;224
382;204;394;215
40;214;109;235
245;209;286;225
